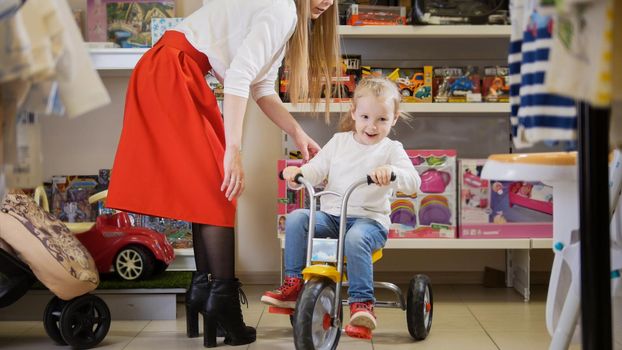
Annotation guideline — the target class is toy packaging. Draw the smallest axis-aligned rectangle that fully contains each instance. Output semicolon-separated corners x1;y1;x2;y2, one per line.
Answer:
51;175;100;223
433;67;482;103
86;0;175;47
347;4;407;26
140;216;193;249
276;159;326;236
362;66;433;103
482;66;510;102
150;17;183;46
458;159;553;239
389;150;457;239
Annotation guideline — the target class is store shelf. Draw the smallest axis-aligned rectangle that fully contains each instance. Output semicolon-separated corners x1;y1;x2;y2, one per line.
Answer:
89;47;148;70
279;237;531;249
88;25;510;70
173;248;194;256
339;25;511;38
284;102;510;114
531;238;553;249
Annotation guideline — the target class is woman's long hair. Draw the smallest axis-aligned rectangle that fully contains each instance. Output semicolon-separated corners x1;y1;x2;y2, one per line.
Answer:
285;0;340;122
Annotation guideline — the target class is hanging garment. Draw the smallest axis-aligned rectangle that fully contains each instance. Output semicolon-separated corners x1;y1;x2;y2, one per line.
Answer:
510;0;578;148
0;0;25;20
544;0;614;107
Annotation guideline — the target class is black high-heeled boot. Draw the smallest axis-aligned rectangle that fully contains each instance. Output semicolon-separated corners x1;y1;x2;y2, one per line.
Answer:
203;278;256;348
186;272;210;338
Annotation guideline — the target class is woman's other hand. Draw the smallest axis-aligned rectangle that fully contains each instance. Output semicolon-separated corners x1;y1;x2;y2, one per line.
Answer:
221;146;245;201
292;129;321;161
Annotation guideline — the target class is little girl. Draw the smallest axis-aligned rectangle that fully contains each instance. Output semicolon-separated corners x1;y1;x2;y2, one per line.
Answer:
261;77;421;332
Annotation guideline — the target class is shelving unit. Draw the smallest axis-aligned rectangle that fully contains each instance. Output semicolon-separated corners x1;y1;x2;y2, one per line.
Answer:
88;25;510;70
82;24;552;295
284;102;510;114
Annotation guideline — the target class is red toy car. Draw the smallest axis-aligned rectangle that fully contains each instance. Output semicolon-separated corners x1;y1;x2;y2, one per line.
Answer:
74;211;175;281
38;188;175;281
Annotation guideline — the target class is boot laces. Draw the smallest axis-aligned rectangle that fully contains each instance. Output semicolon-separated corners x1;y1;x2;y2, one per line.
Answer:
238;285;249;308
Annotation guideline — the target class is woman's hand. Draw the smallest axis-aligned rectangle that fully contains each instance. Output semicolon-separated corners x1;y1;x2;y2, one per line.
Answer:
292;129;321;161
369;165;393;186
221;146;245;201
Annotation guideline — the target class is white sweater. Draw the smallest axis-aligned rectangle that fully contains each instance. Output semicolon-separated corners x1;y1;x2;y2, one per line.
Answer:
299;132;421;229
172;0;296;100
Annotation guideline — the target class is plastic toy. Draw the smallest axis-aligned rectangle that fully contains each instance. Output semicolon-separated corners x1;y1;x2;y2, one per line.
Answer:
39;189;175;281
419;169;451;193
347;4;407;26
272;174;433;348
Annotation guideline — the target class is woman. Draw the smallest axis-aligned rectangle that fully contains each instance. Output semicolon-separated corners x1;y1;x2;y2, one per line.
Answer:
106;0;340;347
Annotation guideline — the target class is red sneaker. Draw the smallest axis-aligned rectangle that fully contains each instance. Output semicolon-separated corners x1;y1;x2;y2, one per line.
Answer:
261;277;303;309
349;301;377;330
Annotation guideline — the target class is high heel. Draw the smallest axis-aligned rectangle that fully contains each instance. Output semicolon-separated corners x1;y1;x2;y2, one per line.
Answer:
203;278;256;347
204;319;218;348
185;272;210;338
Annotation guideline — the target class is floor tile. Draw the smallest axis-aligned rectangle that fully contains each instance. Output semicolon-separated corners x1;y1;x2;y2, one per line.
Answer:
373;329;497;350
488;331;582;350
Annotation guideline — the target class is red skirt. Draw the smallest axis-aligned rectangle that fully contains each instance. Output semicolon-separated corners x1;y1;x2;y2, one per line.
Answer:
107;31;235;227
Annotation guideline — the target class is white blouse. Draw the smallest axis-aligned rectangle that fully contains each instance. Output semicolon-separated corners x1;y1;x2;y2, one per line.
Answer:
172;0;297;100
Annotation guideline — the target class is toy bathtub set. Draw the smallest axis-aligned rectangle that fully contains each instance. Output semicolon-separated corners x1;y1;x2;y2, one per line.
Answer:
389;150;457;239
458;159;553;239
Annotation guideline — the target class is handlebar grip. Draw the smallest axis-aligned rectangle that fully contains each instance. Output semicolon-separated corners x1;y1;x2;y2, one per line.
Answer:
367;172;397;185
279;171;304;184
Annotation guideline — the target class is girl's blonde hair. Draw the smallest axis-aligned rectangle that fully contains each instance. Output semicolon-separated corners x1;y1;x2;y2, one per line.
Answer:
286;0;341;122
340;76;411;131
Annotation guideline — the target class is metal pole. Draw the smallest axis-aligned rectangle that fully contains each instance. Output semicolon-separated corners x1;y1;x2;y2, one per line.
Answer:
577;102;612;350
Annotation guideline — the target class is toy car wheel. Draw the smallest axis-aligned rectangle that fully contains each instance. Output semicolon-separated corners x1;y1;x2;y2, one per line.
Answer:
406;274;433;340
43;296;67;345
59;294;111;349
293;278;342;350
401;88;412;97
153;261;169;276
114;245;155;281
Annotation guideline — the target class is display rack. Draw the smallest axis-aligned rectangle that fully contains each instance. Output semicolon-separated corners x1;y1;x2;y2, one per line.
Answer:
88;25;510;70
284;102;510;114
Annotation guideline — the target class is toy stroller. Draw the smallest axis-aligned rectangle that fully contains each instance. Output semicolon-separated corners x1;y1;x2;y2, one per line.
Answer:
273;173;433;349
0;189;111;349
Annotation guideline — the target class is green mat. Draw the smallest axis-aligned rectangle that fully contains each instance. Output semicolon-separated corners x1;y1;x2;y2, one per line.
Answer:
32;271;192;290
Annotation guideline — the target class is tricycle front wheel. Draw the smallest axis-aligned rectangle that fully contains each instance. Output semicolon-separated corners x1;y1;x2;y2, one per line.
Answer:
293;278;342;350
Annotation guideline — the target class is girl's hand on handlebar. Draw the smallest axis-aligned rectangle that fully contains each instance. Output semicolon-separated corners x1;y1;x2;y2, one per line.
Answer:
369;165;393;186
283;166;302;187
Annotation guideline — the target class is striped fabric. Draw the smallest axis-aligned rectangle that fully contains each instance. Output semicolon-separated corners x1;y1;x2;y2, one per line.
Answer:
509;0;577;149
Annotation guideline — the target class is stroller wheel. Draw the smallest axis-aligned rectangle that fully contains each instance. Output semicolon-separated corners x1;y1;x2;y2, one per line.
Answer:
59;294;111;349
43;296;67;345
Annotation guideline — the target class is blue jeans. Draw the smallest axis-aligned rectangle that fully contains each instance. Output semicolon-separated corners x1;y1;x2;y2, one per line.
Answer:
284;209;388;303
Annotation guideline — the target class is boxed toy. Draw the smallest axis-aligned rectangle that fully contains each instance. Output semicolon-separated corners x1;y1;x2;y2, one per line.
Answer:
433;67;482;103
150;17;183;45
389;150;457;239
458;159;553;239
482;66;510;103
362;66;433;103
347;4;407;25
87;0;175;47
276;159;326;236
51;175;100;223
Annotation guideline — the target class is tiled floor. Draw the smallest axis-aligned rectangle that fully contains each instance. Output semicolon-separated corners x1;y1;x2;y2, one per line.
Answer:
0;284;585;350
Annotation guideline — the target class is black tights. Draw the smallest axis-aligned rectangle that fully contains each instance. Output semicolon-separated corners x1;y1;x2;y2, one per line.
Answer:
192;223;235;279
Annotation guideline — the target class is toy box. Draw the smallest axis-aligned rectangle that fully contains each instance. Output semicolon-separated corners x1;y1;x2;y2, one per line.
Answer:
458;159;553;239
433;67;482;103
51;175;100;223
86;0;175;47
389;150;457;239
347;4;407;26
482;66;510;103
362;66;433;103
150;17;182;46
140;216;193;249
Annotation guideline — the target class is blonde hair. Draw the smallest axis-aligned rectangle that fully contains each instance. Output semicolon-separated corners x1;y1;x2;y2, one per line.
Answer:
285;0;341;122
340;76;411;132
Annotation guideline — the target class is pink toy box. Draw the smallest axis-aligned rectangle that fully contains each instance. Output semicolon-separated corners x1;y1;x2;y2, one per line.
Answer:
458;159;553;239
389;150;457;239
